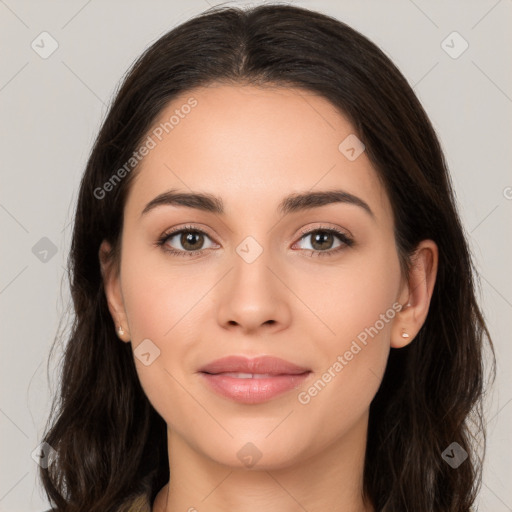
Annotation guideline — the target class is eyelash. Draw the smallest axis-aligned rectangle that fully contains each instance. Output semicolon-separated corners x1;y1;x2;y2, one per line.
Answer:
155;224;354;258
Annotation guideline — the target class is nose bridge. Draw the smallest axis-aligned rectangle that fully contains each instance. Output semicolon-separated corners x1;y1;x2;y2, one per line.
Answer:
215;232;291;332
231;232;278;304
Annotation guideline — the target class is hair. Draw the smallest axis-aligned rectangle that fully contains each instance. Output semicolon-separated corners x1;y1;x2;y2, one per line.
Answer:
39;3;495;511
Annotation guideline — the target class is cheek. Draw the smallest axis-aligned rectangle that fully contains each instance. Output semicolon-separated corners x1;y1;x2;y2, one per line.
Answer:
292;235;401;347
119;249;212;428
120;244;209;342
294;310;393;452
293;241;400;421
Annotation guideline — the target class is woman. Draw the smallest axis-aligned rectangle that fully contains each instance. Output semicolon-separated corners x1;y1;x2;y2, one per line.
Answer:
39;4;495;511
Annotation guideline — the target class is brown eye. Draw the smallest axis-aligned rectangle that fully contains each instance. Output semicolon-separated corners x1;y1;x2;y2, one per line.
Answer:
295;228;354;257
309;231;336;251
179;231;205;251
157;226;216;257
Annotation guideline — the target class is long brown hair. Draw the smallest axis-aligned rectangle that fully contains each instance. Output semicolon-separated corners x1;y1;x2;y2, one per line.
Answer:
40;4;495;511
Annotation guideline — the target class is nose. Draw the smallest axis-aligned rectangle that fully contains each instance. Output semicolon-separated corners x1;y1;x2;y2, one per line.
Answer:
215;244;292;335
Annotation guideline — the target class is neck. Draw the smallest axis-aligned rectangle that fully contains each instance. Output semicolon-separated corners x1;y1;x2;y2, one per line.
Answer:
153;412;374;512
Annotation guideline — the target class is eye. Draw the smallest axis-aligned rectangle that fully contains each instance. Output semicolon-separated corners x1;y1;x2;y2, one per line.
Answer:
156;224;354;258
156;225;217;257
293;226;354;257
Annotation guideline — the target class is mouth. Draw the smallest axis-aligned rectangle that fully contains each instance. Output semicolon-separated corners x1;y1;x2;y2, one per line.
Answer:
198;355;312;404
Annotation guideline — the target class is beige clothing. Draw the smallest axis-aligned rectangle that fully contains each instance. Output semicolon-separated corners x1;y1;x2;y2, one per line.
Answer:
119;492;152;512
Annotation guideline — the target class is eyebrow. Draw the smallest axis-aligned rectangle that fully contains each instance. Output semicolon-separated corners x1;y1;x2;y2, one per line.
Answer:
140;188;375;220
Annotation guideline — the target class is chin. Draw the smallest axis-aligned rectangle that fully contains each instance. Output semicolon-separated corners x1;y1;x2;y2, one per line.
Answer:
198;434;310;471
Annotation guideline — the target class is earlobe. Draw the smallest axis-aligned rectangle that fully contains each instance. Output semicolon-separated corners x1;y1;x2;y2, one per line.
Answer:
391;306;414;349
99;239;131;342
391;240;439;348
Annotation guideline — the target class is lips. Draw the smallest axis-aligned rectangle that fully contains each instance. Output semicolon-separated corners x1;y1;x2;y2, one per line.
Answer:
199;355;310;375
198;355;311;404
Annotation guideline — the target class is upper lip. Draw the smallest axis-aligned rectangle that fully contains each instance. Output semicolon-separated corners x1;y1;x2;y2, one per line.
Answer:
199;355;311;375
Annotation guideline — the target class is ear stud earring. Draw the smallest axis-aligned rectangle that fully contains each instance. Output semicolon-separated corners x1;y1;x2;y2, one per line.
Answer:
401;329;410;339
117;325;125;337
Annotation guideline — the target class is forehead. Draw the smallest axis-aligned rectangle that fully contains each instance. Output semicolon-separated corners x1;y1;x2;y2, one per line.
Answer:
124;83;393;227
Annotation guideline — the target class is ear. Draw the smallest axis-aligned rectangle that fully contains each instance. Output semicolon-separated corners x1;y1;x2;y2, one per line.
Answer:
99;239;131;342
391;239;438;348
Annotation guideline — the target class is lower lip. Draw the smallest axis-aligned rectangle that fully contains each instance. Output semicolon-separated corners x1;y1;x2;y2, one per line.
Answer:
200;372;311;404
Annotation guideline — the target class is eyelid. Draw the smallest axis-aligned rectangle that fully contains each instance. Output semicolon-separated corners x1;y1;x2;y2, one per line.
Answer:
295;223;353;241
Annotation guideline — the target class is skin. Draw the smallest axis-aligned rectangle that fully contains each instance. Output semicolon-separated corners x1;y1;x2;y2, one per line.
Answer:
100;83;438;512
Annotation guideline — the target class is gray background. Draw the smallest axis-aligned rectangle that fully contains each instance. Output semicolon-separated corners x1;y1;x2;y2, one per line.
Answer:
1;0;511;510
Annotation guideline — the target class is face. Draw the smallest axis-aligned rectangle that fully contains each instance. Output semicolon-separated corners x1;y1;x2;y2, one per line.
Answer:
101;83;413;471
